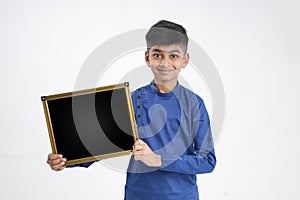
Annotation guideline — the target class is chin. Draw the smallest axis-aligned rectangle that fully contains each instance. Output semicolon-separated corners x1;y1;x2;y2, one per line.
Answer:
156;78;176;83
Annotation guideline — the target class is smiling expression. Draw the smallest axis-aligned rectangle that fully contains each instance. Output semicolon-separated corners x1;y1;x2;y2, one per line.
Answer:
145;44;189;84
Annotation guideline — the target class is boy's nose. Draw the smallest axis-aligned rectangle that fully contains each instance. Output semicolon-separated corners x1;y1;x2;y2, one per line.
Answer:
160;57;172;67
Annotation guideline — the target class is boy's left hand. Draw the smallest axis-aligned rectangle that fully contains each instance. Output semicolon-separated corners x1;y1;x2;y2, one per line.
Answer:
132;139;162;167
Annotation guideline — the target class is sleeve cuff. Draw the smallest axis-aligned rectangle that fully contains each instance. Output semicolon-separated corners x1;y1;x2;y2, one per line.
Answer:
66;161;96;168
160;155;180;171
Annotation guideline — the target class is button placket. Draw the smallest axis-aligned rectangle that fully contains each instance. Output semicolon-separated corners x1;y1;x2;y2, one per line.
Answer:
136;91;142;128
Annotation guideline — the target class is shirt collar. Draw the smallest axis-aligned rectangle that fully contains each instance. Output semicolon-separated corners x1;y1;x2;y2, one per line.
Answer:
150;80;181;97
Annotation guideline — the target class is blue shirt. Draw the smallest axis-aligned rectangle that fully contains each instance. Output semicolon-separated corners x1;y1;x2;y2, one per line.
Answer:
68;81;216;200
125;81;216;200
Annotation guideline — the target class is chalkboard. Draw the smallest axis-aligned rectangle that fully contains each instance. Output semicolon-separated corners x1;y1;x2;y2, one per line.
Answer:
41;82;138;166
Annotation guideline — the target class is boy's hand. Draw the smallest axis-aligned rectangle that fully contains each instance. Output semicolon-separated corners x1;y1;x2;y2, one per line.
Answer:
132;139;162;167
47;153;67;171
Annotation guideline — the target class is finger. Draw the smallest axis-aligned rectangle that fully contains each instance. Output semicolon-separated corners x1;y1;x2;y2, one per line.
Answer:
133;140;140;146
51;161;66;171
48;158;66;166
132;148;140;154
133;144;144;151
137;139;145;144
56;165;66;171
134;139;145;145
48;153;63;160
132;149;138;155
47;158;66;164
133;150;150;156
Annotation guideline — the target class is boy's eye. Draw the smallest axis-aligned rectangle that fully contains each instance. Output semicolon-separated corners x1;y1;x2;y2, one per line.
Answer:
170;54;179;59
153;53;162;58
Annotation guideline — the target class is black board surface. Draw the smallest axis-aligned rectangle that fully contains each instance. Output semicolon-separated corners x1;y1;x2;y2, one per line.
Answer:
41;83;137;166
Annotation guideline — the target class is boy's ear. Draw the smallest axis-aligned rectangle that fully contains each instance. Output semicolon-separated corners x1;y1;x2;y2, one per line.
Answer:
182;53;190;68
145;51;150;66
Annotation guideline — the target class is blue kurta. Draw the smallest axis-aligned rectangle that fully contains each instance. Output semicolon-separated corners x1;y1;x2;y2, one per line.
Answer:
125;81;216;200
68;81;216;199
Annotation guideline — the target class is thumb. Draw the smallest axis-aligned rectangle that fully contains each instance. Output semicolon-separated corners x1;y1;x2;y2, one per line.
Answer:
137;139;145;144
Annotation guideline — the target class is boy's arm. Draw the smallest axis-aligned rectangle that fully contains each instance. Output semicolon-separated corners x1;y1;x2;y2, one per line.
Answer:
133;100;216;175
160;138;216;175
160;100;216;175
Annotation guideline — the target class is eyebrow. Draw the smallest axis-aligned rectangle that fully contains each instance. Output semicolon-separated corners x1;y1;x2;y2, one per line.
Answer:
151;48;182;54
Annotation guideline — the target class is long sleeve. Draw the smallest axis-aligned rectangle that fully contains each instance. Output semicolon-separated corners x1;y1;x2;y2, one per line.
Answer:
160;99;216;175
126;82;216;199
67;161;96;168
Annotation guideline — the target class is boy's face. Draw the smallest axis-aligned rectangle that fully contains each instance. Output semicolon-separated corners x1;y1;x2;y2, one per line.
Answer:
145;44;189;84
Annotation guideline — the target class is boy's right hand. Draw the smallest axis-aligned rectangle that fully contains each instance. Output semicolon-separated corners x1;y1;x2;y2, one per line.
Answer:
47;153;67;171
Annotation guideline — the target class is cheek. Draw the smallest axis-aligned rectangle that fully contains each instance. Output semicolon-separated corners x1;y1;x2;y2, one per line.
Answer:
148;62;159;69
148;58;159;65
149;65;157;73
173;64;182;71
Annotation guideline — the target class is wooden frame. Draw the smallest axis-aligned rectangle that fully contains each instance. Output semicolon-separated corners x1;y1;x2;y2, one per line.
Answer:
41;82;138;166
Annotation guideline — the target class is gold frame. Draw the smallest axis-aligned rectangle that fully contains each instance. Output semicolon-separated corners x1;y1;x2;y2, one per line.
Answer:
41;82;138;166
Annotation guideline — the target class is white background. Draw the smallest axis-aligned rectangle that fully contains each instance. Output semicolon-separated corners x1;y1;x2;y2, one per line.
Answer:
0;0;299;199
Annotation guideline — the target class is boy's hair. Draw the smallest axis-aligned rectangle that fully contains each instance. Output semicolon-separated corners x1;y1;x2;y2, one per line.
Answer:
146;20;189;53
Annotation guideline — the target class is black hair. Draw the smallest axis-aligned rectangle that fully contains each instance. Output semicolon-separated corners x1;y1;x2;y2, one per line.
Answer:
151;20;187;35
146;20;189;53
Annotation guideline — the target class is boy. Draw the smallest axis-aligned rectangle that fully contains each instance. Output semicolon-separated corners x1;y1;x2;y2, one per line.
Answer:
47;20;216;200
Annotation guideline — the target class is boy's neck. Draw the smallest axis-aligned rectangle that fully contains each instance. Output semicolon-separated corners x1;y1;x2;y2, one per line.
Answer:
153;79;178;93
